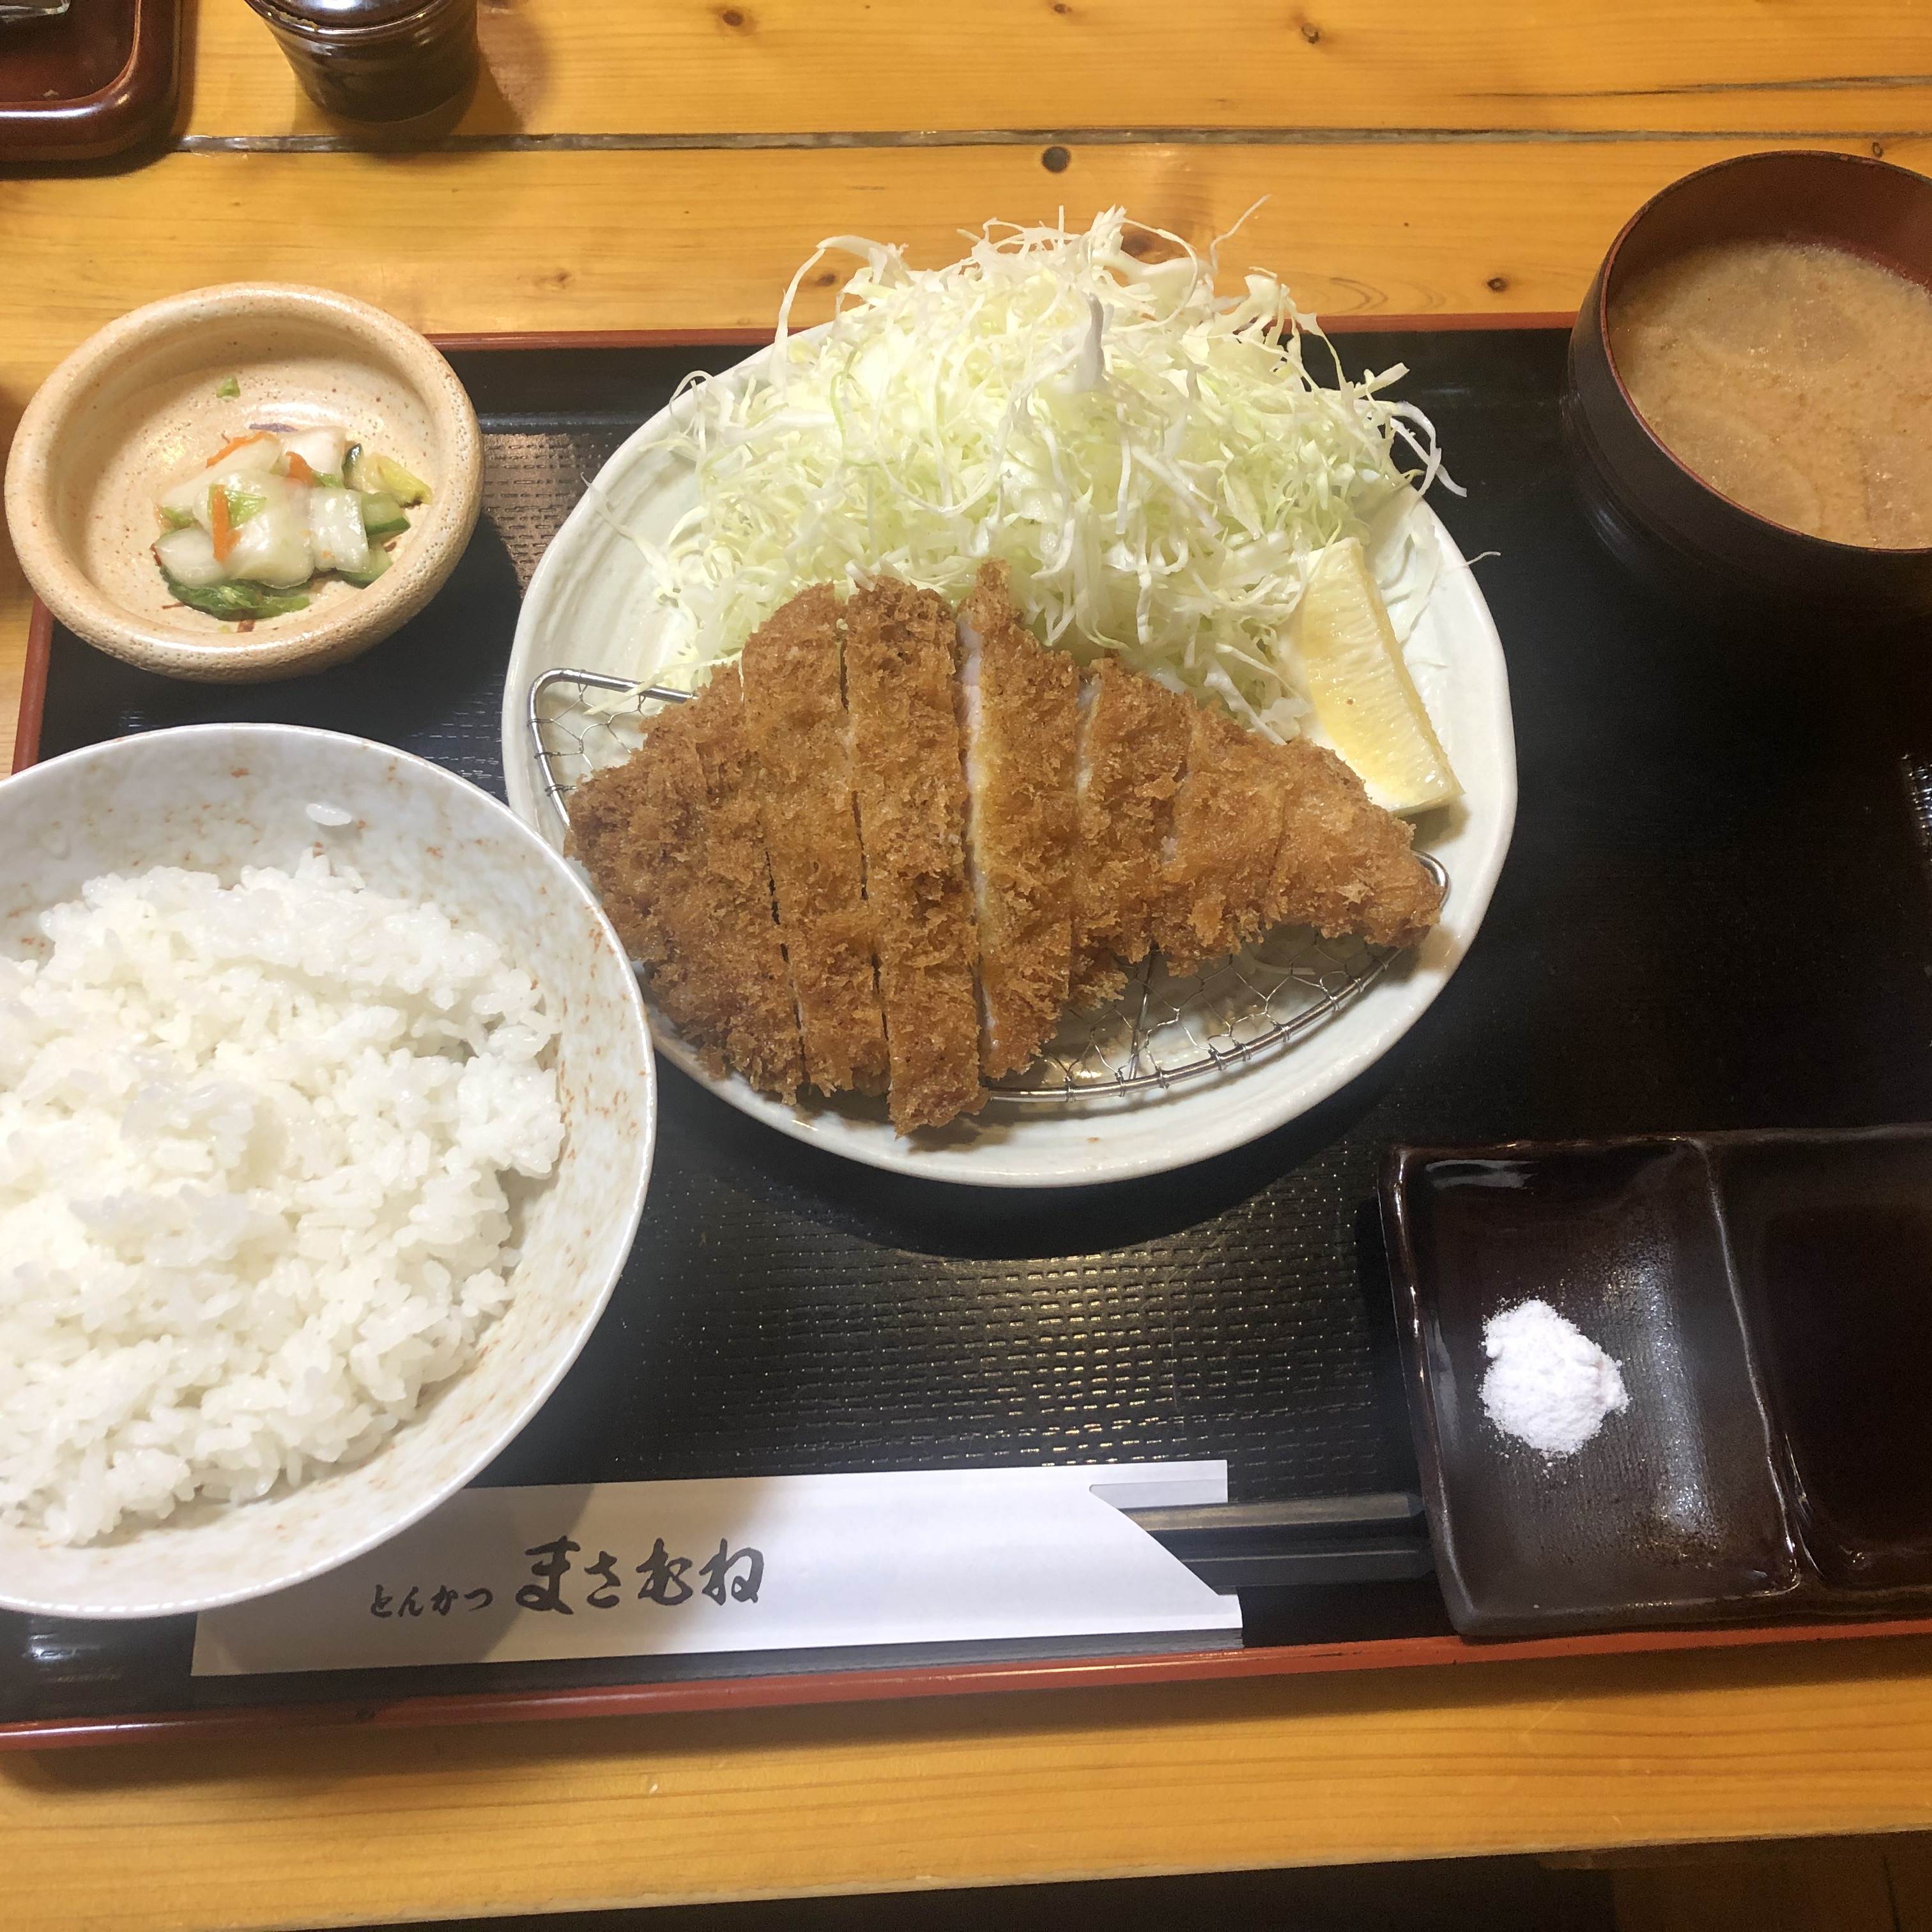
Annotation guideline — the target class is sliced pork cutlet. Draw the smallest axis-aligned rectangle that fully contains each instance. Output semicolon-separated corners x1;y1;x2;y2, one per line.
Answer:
1261;737;1443;951
740;585;890;1097
957;564;1078;1080
569;669;805;1099
1152;703;1289;979
1068;657;1194;1007
843;576;985;1133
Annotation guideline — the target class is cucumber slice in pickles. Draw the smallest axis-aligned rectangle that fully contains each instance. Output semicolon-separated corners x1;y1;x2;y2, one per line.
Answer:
344;446;429;505
334;542;392;588
369;454;430;505
358;491;410;537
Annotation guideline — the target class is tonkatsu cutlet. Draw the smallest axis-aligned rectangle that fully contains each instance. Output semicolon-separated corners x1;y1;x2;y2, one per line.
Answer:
569;668;804;1097
1153;704;1290;979
958;564;1078;1079
570;571;1445;1135
1262;737;1441;951
740;585;890;1096
1068;657;1194;1008
843;577;986;1133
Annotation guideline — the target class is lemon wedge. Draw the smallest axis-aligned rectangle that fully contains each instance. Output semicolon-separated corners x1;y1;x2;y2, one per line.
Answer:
1295;537;1461;815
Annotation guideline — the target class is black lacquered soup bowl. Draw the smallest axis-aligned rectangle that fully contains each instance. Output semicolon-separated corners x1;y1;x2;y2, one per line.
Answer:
1563;149;1932;620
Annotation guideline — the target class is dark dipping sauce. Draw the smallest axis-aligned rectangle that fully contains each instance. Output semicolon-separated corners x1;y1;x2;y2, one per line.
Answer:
1722;1138;1932;1590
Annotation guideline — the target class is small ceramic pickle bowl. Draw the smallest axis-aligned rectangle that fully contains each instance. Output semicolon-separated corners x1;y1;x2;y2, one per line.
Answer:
1562;150;1932;621
4;282;482;683
1381;1125;1932;1638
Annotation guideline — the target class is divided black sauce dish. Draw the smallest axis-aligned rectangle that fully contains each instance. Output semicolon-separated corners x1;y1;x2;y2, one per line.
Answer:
1381;1126;1932;1637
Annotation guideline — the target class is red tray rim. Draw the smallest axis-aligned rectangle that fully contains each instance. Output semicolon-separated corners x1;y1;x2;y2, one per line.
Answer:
22;313;1928;1754
11;1614;1932;1752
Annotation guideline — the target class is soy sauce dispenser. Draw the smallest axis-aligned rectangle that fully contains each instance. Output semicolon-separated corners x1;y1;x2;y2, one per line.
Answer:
245;0;478;122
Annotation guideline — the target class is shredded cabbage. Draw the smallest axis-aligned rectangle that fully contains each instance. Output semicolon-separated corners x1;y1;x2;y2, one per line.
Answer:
615;207;1454;735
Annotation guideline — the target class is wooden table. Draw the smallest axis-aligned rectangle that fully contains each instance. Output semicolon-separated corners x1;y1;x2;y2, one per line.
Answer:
8;4;1932;1925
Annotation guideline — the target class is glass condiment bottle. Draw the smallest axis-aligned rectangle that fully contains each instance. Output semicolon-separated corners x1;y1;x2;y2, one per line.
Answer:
245;0;479;123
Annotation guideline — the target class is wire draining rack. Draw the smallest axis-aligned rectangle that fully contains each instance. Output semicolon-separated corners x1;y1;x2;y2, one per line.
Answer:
528;668;1447;1103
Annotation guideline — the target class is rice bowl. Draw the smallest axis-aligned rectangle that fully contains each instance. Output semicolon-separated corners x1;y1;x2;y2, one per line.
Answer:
0;724;655;1620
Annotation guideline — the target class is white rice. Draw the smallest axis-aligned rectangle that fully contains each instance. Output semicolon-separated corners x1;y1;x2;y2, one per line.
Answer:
0;853;565;1544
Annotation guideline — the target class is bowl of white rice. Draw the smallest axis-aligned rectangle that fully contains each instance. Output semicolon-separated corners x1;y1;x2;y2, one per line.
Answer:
0;723;655;1618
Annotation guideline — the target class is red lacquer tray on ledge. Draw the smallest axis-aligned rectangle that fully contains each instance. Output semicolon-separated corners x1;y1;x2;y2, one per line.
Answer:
7;321;1932;1751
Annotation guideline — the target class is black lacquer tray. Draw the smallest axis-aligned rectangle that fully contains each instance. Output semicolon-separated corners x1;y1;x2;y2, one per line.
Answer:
8;324;1932;1749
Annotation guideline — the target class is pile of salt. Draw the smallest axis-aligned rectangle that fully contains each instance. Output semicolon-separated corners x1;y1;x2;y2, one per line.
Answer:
1479;1300;1630;1457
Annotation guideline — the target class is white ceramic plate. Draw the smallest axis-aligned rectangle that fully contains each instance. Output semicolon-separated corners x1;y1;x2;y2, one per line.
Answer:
503;341;1516;1189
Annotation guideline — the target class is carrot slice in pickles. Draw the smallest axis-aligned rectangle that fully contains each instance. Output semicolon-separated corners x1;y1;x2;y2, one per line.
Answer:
210;484;235;563
204;431;269;469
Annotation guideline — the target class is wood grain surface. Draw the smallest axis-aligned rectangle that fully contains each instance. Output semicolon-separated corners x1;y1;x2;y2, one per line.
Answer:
6;1;1932;1922
182;0;1932;139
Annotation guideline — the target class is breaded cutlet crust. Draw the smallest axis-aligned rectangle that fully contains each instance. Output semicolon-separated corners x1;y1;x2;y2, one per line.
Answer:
740;584;891;1096
958;564;1078;1079
567;724;687;985
843;578;986;1132
1153;703;1289;979
573;573;1441;1130
1262;737;1443;950
1068;658;1194;1007
569;671;805;1098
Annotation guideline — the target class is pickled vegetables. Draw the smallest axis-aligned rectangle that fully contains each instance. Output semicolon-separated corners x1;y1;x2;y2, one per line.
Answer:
151;425;430;622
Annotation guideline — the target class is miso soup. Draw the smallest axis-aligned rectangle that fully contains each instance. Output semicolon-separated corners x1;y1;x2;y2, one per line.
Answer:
1609;238;1932;549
